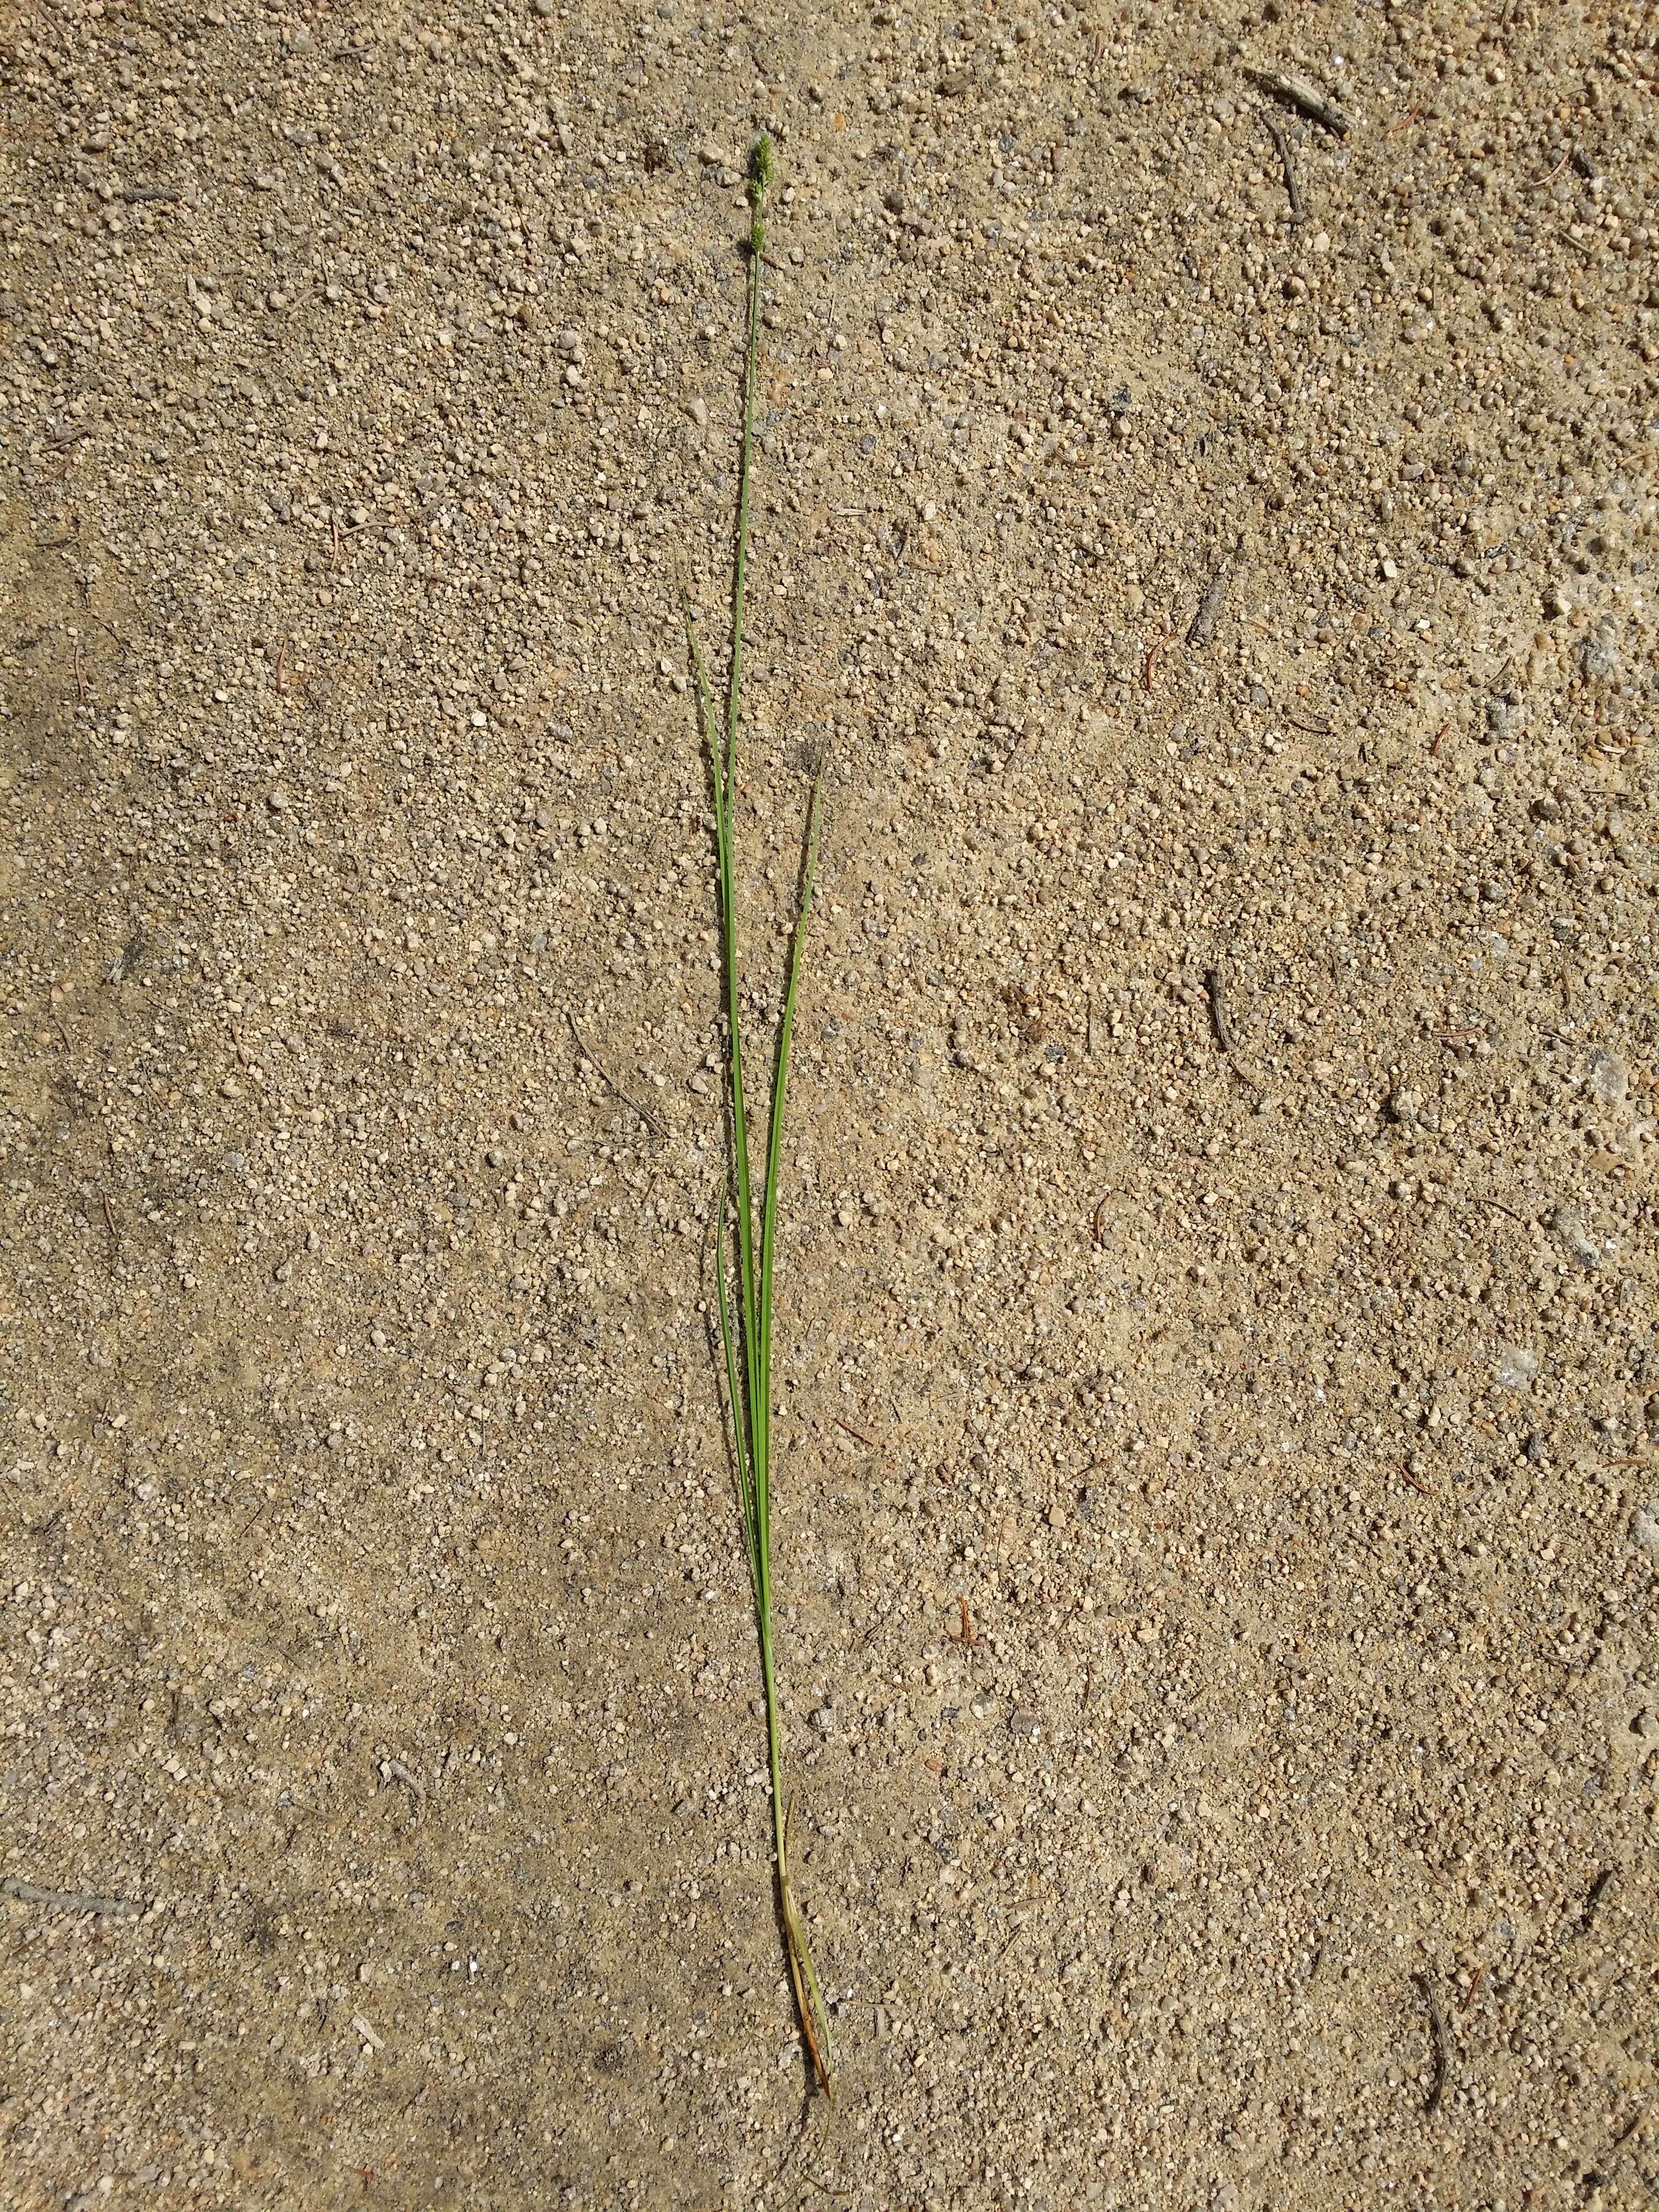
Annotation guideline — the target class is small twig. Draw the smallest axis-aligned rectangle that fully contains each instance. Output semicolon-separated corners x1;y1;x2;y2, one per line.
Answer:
1461;1964;1486;2013
1185;559;1234;651
1529;144;1574;189
1284;710;1331;735
947;1596;983;1648
37;424;92;484
565;1008;663;1137
2;1874;140;1918
101;1192;118;1249
1411;1971;1447;2116
832;1416;875;1448
1468;1194;1527;1224
1092;1192;1119;1248
1261;113;1305;221
122;184;180;203
998;1917;1029;1962
1402;1463;1432;1498
799;2167;854;2201
379;1758;426;1804
1244;65;1349;138
1204;966;1236;1053
1581;2106;1646;2199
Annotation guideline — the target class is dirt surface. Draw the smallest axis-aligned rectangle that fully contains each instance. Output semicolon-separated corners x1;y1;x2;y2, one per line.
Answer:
3;1;1658;2205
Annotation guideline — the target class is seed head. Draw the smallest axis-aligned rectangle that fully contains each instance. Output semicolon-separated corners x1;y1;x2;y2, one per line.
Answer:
747;133;774;204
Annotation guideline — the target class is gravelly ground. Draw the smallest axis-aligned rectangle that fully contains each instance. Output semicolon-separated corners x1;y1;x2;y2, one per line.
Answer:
2;2;1658;2206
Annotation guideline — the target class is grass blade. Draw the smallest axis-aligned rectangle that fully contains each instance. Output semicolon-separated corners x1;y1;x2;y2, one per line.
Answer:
712;1196;759;1598
757;763;825;1486
690;132;834;2104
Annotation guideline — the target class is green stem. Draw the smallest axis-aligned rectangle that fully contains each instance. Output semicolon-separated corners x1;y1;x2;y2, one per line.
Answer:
722;215;766;1456
699;133;834;2104
757;771;824;1507
727;189;764;760
758;1600;786;1863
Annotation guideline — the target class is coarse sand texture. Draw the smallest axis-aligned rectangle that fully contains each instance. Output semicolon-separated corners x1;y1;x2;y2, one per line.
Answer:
2;3;1657;2208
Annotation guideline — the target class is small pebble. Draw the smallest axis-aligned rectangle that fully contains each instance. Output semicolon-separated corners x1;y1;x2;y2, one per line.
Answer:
1589;1050;1628;1110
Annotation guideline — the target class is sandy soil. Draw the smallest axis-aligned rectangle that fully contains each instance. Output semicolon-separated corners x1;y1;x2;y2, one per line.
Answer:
3;1;1657;2205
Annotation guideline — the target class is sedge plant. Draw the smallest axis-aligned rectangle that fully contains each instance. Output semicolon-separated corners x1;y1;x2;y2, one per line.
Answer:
683;133;835;2102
